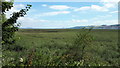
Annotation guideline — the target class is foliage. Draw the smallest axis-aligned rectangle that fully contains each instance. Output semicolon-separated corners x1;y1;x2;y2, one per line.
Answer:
2;29;119;66
61;28;94;66
2;2;32;45
2;2;13;14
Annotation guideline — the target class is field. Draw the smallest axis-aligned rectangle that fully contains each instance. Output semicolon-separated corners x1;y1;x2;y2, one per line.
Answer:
2;29;119;66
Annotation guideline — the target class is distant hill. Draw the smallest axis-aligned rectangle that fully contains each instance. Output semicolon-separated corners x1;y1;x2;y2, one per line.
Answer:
68;26;88;29
69;24;120;29
20;24;120;29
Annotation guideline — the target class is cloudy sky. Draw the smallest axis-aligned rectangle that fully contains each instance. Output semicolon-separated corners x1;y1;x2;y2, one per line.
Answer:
5;0;118;29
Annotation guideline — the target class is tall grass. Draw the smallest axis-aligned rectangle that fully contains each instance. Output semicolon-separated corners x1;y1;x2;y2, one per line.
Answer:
2;29;119;66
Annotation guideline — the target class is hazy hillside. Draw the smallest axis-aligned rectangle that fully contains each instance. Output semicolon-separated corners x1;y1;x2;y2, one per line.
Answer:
70;24;120;29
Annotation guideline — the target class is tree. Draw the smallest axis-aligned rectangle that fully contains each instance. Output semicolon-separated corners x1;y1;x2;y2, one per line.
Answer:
1;1;32;46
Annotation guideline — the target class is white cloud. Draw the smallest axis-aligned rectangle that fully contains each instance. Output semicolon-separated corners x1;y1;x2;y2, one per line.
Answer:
14;4;25;9
42;4;47;7
18;17;50;28
49;5;71;10
71;19;88;23
110;11;118;13
101;0;118;9
89;15;117;25
74;6;90;11
100;0;119;2
74;0;118;12
38;11;70;17
92;20;118;25
18;17;49;23
17;16;118;28
104;3;115;8
74;5;108;12
91;5;108;11
92;15;113;21
18;17;90;28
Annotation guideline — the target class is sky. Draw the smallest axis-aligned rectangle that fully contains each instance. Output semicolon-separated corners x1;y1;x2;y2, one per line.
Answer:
5;0;118;29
